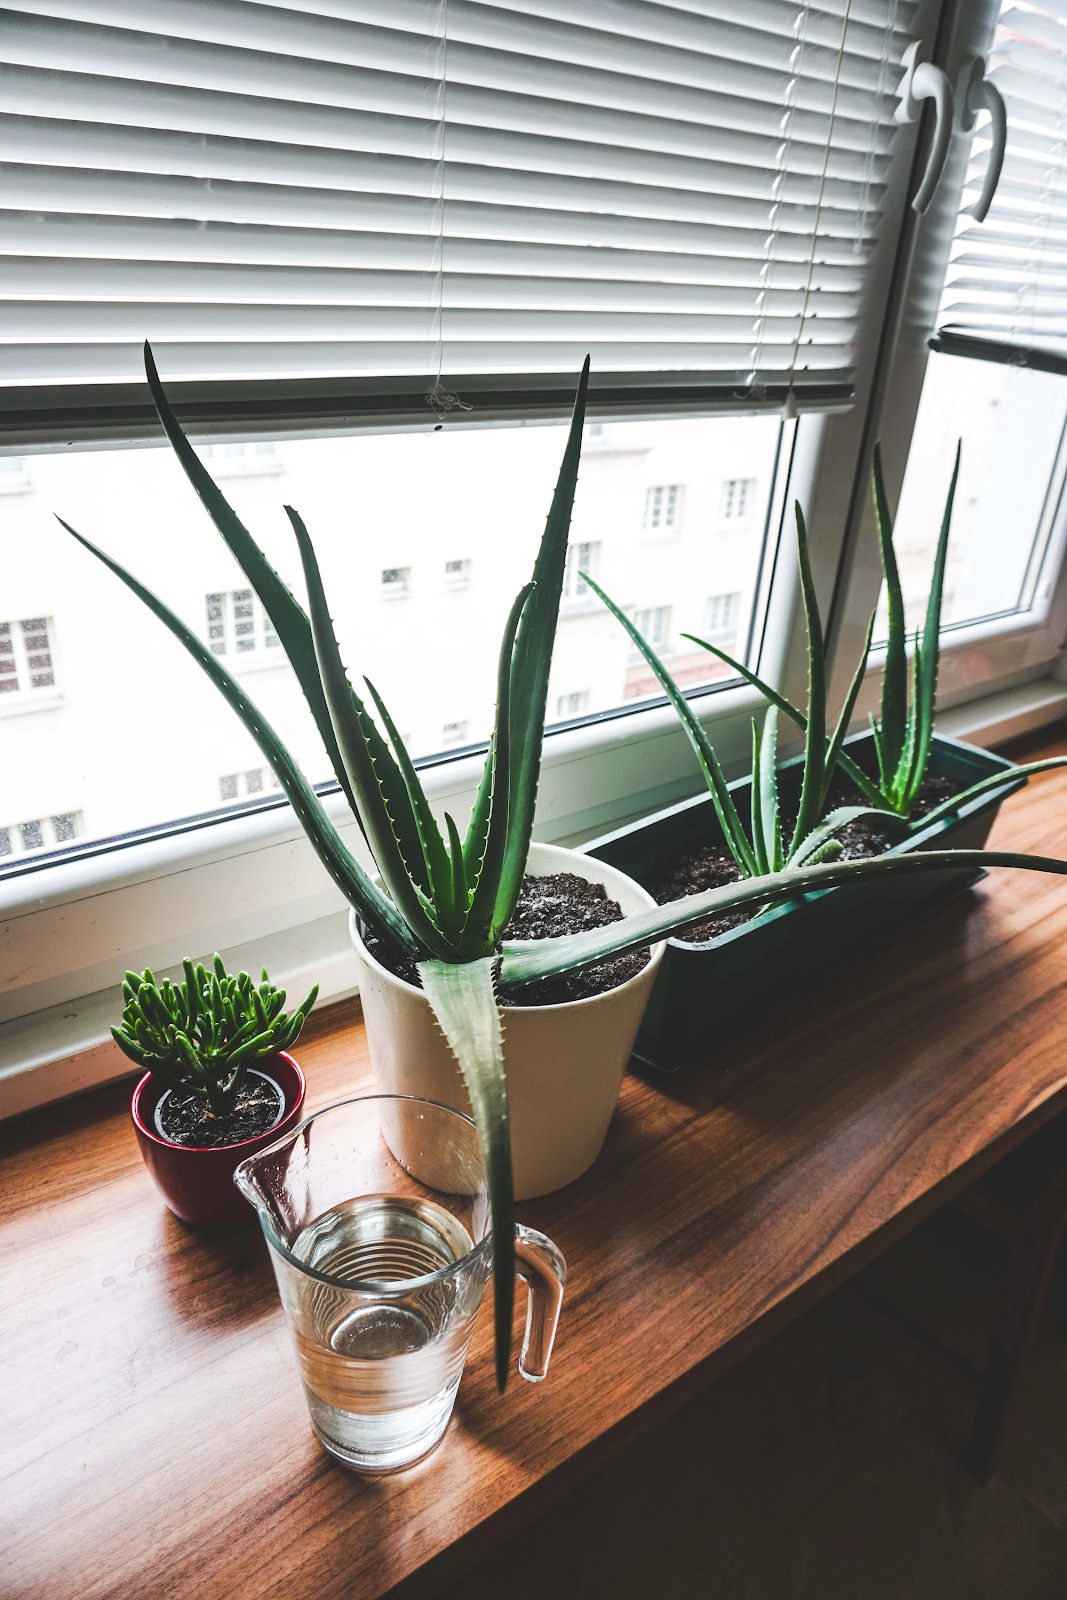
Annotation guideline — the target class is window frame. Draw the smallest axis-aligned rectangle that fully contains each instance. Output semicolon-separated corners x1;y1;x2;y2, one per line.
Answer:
2;0;977;1111
820;0;1067;723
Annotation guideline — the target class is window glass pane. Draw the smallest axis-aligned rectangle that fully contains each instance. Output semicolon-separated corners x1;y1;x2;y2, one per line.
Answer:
878;352;1067;637
0;415;779;862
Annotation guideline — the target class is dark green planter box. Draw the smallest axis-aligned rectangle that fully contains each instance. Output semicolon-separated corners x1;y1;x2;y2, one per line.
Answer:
583;731;1025;1076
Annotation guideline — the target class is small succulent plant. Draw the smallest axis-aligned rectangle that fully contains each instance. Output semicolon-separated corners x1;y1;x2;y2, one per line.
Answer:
112;955;317;1116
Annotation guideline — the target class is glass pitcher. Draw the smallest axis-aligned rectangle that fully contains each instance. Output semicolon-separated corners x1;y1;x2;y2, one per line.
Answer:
234;1093;566;1473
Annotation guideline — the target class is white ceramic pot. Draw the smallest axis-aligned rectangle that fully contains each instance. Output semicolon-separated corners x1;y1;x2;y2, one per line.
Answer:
349;843;665;1200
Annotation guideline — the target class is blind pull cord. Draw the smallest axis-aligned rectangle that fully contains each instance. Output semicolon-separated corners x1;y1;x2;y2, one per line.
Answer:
426;0;472;427
783;0;856;419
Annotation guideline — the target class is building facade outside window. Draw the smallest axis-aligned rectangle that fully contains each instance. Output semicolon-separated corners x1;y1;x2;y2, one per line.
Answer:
219;767;282;803
644;484;683;532
0;811;81;858
703;592;741;645
632;606;671;650
0;456;32;494
206;591;281;658
381;567;411;599
721;479;755;522
198;442;281;478
563;541;600;601
556;690;591;718
0;617;57;697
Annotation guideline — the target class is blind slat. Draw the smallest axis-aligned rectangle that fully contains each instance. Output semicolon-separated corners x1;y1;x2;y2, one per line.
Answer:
0;114;885;214
0;66;895;178
2;0;908;396
0;166;876;260
11;0;900;100
0;213;871;290
4;16;895;149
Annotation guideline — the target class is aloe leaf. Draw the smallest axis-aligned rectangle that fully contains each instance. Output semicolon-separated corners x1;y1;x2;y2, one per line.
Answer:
821;609;878;814
872;443;907;778
289;507;451;956
57;516;421;962
680;632;807;728
790;806;908;868
363;675;456;933
754;708;783;874
144;347;438;884
750;718;769;877
789;504;827;857
889;633;921;811
143;344;365;820
494;360;590;931
464;583;535;954
497;848;1067;989
912;756;1067;831
679;632;882;805
463;746;494;884
445;812;469;924
758;707;780;873
869;715;887;787
907;442;960;812
584;574;757;876
418;957;515;1394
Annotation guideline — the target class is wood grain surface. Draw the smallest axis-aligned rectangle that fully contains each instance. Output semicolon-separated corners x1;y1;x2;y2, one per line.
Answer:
5;730;1067;1600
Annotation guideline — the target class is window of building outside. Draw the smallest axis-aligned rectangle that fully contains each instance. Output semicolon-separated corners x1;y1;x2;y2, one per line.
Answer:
0;812;81;859
722;479;755;522
626;605;673;693
876;352;1067;639
704;593;741;647
0;457;32;494
219;767;282;803
0;415;779;862
562;540;600;603
381;566;412;600
0;617;57;697
644;484;683;533
206;591;282;658
198;442;281;478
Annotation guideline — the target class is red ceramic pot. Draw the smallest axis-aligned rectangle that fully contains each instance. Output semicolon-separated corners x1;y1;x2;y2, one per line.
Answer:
130;1051;306;1227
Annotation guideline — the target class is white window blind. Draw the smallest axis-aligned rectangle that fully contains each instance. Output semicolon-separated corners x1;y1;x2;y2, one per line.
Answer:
938;3;1067;362
3;0;913;404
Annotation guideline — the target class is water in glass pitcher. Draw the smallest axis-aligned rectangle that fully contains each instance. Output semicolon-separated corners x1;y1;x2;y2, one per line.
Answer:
285;1194;483;1470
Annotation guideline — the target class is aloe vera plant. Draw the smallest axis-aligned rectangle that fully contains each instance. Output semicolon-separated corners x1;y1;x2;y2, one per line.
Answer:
582;509;897;880
58;347;1067;1390
113;955;317;1116
668;454;1067;829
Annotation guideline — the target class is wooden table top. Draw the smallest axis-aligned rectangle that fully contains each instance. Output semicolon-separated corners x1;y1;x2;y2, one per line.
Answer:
5;730;1067;1600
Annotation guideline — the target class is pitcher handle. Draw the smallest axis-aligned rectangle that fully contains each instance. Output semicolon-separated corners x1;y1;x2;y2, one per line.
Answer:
514;1224;567;1383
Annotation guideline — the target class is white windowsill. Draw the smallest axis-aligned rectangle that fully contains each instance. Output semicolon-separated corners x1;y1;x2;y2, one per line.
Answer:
0;910;354;1120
